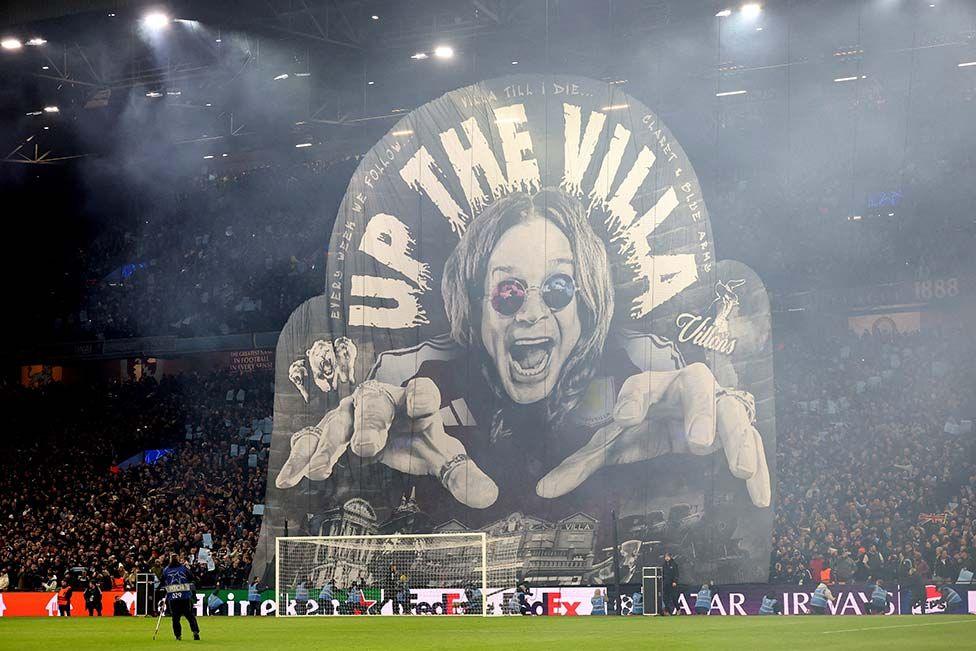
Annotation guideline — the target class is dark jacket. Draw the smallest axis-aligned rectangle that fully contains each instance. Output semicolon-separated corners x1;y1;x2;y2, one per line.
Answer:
663;558;679;585
84;585;102;607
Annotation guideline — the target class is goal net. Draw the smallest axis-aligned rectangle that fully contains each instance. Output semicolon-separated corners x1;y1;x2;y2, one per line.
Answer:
275;533;520;616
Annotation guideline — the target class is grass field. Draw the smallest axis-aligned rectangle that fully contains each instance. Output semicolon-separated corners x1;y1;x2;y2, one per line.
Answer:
0;615;973;650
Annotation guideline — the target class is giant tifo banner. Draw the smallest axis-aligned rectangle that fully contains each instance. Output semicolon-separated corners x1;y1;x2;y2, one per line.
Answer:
254;74;775;588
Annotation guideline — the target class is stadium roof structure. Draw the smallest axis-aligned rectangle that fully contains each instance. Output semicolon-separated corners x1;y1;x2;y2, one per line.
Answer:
1;0;973;168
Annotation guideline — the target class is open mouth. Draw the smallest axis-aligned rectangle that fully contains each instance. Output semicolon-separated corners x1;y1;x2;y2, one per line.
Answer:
509;337;554;380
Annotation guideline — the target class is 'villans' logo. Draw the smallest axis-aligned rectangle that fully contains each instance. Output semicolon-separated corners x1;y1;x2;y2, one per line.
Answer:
674;279;744;355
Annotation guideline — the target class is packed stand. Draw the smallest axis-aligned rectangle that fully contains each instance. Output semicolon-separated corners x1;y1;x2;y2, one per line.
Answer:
770;324;976;587
46;157;356;341
0;369;272;592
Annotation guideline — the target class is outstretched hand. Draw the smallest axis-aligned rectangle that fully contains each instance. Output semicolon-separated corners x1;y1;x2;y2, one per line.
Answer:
275;378;498;509
536;363;770;507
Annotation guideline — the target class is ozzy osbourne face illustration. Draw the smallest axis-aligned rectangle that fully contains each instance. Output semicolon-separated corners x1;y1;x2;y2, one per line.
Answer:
442;190;613;418
480;218;580;405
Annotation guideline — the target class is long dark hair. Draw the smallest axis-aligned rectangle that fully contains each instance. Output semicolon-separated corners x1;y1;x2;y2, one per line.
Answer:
442;189;614;430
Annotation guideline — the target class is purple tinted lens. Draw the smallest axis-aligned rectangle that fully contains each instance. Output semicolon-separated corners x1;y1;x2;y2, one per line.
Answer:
491;279;526;316
541;273;575;311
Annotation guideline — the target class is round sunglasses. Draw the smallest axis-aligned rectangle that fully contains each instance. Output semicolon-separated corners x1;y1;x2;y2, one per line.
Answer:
488;273;577;317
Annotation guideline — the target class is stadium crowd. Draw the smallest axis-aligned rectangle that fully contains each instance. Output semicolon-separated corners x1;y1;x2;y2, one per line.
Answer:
0;369;272;592
770;323;976;586
3;148;975;597
41;157;355;342
3;322;972;595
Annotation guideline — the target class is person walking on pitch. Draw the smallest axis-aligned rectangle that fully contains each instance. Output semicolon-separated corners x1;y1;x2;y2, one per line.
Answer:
662;553;680;615
161;553;200;641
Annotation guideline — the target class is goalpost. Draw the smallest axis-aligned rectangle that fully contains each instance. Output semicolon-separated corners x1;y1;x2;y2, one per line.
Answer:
275;533;520;617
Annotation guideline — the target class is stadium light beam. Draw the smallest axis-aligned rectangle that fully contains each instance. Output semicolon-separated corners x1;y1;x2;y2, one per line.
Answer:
1;38;22;50
142;12;170;31
741;3;762;20
433;45;454;59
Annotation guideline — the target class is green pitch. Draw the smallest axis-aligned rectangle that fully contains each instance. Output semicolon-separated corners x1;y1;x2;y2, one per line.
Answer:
1;615;972;650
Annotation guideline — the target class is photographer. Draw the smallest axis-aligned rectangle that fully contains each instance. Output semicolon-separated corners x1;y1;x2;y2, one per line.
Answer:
247;577;263;616
294;582;310;615
694;583;712;615
938;586;965;614
318;579;336;615
206;590;226;616
758;592;782;615
464;584;483;615
866;579;890;615
810;582;835;615
113;595;131;616
516;583;531;615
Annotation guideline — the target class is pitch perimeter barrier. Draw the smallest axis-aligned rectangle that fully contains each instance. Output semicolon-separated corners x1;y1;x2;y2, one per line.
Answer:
2;584;973;617
0;590;132;617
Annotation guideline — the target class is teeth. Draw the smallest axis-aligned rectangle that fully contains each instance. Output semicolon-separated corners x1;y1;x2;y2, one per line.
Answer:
514;337;551;345
511;348;550;377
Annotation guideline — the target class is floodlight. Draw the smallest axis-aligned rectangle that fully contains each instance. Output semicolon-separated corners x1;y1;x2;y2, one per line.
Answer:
143;12;170;30
741;3;762;20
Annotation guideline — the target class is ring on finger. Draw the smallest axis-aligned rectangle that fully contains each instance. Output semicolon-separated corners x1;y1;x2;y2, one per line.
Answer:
716;387;757;425
353;379;397;410
438;454;470;486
